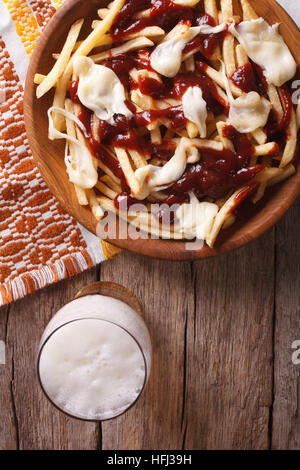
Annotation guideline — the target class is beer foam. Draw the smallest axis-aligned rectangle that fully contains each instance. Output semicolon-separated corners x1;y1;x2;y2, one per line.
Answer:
39;318;146;420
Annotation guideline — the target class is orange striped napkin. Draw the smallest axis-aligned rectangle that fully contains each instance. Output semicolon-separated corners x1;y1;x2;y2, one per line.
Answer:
0;0;118;306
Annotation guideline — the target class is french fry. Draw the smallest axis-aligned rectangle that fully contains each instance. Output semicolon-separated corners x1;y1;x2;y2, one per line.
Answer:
186;122;199;138
207;185;251;247
98;160;121;184
204;0;218;24
87;189;104;220
280;110;297;168
128;149;148;168
185;56;195;72
268;85;283;121
173;0;200;6
96;181;117;199
220;0;233;22
100;174;122;193
134;9;151;19
51;71;71;131
34;73;46;85
216;121;235;152
36;19;83;99
252;167;281;203
64;99;89;206
252;128;267;145
202;63;242;97
150;127;162;144
91;37;154;62
222;213;236;229
240;0;259;21
56;0;125;108
253;142;279;157
74;186;89;206
235;44;248;67
268;164;295;186
92;22;165;41
97;9;109;19
114;148;142;195
97;195;184;240
223;35;236;77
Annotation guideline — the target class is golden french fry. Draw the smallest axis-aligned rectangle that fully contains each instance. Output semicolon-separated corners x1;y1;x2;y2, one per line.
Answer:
128;150;148;169
173;0;200;5
74;186;89;206
91;37;154;62
235;44;248;67
36;19;83;98
134;9;151;19
96;181;117;199
114;148;142;195
252;128;267;145
185;56;195;72
204;0;218;23
187;122;199;139
240;0;259;21
100;175;122;193
87;189;104;220
252;168;281;203
34;73;46;85
223;35;236;77
220;0;233;22
97;9;109;19
268;164;296;186
280;110;297;168
253;142;279;157
268;85;283;121
150;127;162;145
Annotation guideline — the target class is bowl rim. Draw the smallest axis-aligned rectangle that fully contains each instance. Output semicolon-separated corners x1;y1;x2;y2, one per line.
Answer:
24;0;300;261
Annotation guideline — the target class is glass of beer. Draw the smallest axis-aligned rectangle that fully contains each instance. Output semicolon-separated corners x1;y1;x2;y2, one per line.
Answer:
37;282;152;421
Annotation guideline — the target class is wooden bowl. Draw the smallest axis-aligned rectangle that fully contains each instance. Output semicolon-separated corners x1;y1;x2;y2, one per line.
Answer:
24;0;300;260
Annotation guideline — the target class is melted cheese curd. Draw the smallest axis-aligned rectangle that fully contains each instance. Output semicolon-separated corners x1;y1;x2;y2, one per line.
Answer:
37;0;299;248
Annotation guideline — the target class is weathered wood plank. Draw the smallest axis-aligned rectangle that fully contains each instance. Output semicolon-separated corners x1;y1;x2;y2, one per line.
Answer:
183;232;275;449
0;304;17;450
272;200;300;450
4;268;100;450
100;252;193;450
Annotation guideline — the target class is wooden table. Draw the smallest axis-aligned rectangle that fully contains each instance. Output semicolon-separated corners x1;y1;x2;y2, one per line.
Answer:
0;199;300;451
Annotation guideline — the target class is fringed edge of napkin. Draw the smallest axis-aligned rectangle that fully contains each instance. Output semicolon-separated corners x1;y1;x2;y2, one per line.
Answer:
0;241;119;306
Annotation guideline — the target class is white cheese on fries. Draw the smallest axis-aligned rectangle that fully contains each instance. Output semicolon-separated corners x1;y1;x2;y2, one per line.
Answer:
175;192;219;240
229;19;297;87
182;86;207;138
73;56;133;124
48;106;98;189
134;137;199;199
221;61;271;133
150;22;227;78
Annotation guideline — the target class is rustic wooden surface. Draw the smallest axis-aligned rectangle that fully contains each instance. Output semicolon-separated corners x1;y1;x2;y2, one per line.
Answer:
0;202;299;450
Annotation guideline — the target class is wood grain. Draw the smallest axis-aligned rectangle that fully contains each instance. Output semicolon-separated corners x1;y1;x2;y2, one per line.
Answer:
98;232;275;450
0;269;100;450
272;200;300;450
0;214;300;448
183;232;275;449
0;304;17;450
100;252;193;449
24;0;300;260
